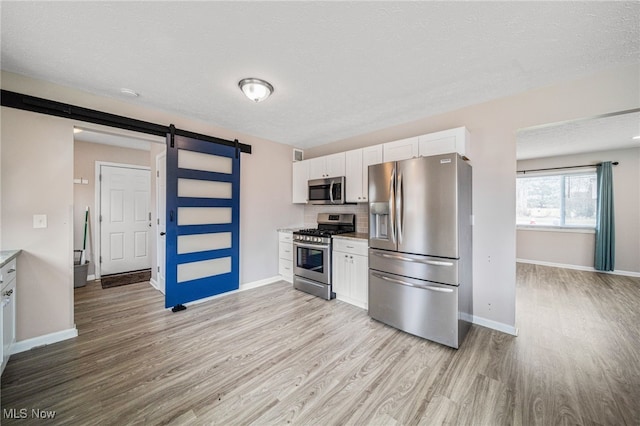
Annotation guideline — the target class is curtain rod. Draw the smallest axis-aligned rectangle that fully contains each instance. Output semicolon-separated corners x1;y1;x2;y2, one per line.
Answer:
517;161;619;174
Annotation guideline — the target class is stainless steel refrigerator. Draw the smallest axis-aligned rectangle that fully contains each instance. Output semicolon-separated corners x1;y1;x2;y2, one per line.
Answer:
368;152;472;348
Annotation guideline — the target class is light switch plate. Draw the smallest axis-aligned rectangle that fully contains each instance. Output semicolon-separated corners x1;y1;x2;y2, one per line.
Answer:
33;214;47;229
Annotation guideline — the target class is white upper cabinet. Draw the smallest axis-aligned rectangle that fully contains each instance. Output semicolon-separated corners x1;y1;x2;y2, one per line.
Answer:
292;160;309;204
292;127;469;204
346;145;383;203
418;126;469;158
308;152;346;180
383;136;419;162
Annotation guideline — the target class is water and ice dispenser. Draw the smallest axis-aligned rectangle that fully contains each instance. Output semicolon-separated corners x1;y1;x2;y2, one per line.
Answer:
369;202;391;240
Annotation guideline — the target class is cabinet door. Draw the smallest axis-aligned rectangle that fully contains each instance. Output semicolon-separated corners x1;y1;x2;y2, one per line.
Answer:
360;145;383;202
351;254;369;308
332;251;350;296
292;161;309;203
308;157;326;180
345;149;363;203
383;136;419;162
2;281;15;372
418;127;469;157
325;153;346;178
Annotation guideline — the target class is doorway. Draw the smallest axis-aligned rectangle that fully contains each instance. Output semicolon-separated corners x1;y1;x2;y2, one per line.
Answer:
73;126;166;291
97;163;151;277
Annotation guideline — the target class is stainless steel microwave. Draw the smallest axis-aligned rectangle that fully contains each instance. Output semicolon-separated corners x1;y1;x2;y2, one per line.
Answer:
308;176;346;205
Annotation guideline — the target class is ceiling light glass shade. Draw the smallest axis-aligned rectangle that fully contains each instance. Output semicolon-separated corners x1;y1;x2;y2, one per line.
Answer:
238;78;274;103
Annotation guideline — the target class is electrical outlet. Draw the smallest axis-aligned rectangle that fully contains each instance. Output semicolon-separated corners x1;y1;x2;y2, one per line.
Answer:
33;214;47;229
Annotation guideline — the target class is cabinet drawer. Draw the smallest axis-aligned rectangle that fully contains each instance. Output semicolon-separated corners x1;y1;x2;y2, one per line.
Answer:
0;259;17;289
279;258;293;278
278;232;293;243
279;243;293;261
333;239;368;256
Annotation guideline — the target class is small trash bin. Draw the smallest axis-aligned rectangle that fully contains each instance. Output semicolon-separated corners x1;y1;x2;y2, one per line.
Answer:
73;250;89;288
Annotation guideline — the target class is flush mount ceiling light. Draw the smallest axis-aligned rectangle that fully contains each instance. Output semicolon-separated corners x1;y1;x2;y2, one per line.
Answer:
119;88;140;98
238;78;274;103
633;135;640;140
73;128;83;134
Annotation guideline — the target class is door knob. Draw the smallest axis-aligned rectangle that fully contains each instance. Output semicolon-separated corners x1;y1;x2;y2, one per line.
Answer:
160;232;166;236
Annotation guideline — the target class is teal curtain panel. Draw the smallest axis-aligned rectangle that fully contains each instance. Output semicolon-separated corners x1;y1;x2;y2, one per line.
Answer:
594;162;615;271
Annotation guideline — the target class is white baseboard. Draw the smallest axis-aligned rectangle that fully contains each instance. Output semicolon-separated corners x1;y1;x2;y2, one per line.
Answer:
516;258;640;278
149;278;159;290
240;275;283;292
87;274;96;281
12;327;78;355
180;276;283;308
472;315;519;336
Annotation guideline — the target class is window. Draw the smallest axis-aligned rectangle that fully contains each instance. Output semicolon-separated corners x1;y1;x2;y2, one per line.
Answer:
516;172;597;228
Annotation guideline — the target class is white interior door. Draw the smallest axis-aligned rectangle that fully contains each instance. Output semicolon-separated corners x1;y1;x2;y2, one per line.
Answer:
100;165;151;275
156;152;167;294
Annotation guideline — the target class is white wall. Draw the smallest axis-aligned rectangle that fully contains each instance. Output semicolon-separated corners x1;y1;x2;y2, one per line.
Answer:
516;147;640;274
1;71;304;342
1;108;75;340
305;64;640;333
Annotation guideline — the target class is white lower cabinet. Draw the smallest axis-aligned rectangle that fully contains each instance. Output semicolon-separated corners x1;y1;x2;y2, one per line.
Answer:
1;257;17;375
278;232;294;283
332;238;368;309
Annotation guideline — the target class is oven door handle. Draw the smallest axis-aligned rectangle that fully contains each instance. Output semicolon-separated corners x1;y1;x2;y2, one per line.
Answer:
294;241;330;250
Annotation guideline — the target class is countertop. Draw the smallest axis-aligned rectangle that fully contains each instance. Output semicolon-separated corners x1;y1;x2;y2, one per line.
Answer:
0;250;22;268
333;233;369;241
277;227;303;233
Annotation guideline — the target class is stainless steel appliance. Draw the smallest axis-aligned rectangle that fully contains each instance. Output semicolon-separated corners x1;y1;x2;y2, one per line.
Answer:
308;176;346;205
293;213;355;299
368;152;472;349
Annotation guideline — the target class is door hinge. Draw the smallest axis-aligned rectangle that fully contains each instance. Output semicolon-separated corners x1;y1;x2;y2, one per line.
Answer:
99;215;102;222
149;212;151;220
99;256;102;264
99;174;102;182
157;266;160;272
157;218;160;225
157;170;159;177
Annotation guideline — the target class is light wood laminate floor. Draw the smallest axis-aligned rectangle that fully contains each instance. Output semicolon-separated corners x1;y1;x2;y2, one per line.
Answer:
2;264;639;425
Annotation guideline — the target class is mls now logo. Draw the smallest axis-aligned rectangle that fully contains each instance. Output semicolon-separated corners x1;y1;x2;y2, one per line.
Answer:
4;408;56;419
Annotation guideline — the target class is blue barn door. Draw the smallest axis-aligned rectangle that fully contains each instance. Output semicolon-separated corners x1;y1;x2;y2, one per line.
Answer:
165;129;240;308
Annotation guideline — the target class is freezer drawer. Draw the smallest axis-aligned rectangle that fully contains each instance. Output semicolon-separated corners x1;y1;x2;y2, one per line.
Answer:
368;269;463;348
369;249;459;286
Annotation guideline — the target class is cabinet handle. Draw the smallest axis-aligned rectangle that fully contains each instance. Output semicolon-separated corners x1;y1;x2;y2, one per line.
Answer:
8;268;16;273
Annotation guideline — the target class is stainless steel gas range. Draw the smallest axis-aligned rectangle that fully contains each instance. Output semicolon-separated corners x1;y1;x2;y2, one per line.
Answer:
293;213;355;300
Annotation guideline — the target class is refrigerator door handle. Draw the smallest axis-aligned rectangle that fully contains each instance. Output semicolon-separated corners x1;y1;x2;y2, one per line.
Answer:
397;171;403;244
389;168;396;243
373;252;454;267
372;273;454;293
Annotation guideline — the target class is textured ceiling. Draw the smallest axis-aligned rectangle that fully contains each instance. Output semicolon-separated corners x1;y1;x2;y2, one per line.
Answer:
2;2;639;149
517;111;640;160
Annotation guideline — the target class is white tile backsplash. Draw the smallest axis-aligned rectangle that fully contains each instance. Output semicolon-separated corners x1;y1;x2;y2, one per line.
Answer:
303;203;369;233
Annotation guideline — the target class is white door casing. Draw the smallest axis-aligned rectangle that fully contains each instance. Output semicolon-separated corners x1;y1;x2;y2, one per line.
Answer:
156;152;167;294
99;164;151;276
